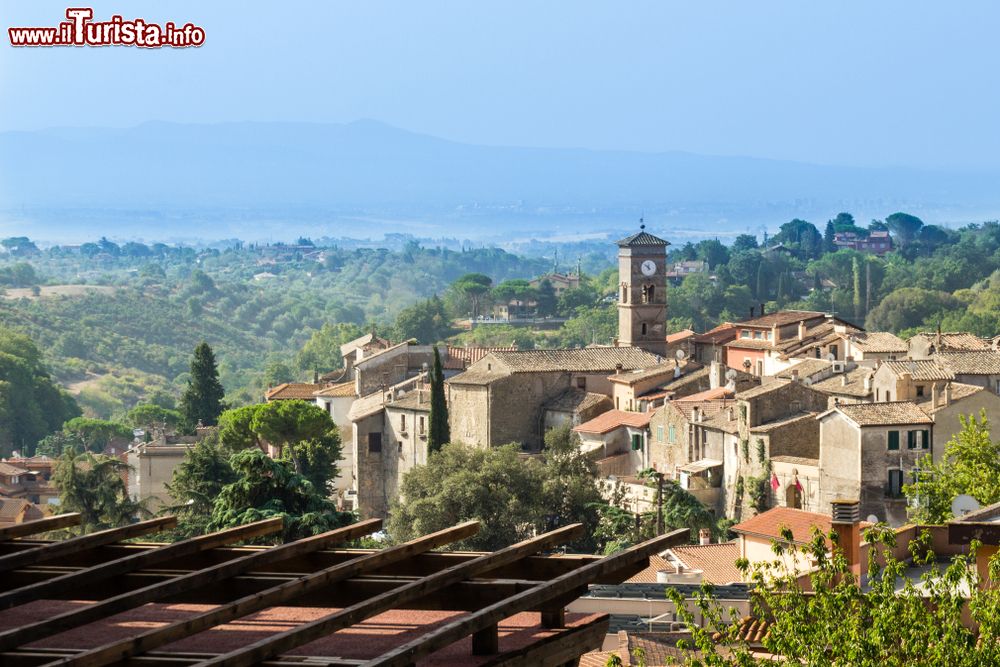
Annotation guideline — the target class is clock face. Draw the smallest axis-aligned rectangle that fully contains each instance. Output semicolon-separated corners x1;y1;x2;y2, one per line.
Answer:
640;260;656;277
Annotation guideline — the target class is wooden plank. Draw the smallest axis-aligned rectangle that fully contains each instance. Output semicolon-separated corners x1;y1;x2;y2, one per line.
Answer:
0;514;80;541
0;518;382;653
52;520;478;667
191;523;585;667
480;615;609;667
0;516;276;611
363;528;689;667
2;649;364;667
0;516;179;574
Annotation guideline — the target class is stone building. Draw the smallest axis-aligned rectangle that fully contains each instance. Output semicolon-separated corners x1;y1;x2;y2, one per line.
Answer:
872;360;955;403
915;382;1000;462
908;332;990;359
126;439;192;511
839;331;907;363
542;389;612;431
446;347;660;450
817;402;933;525
616;226;669;357
723;310;858;377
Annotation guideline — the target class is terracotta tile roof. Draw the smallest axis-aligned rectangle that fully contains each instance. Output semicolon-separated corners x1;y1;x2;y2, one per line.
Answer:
737;310;827;328
733;507;840;546
910;332;991;351
264;383;321;401
617;229;670;247
312;381;355;398
881;360;955;381
0;497;43;521
609;362;701;385
916;382;986;413
543;389;612;414
735;379;793;400
774;359;831;380
939;351;1000;375
447;344;518;365
674;387;734;402
847;331;907;353
480;347;661;374
385;389;431;412
810;367;874;398
574;409;653;435
623;632;690;665
725;337;777;350
692;322;738;345
750;411;816;434
666;329;696;344
0;463;30;476
668;542;743;584
832;401;933;427
339;332;392;357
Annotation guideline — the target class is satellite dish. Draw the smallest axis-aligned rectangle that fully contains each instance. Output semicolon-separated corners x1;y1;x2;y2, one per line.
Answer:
826;353;836;362
866;514;879;524
803;378;813;387
951;494;981;517
675;349;686;360
725;369;738;380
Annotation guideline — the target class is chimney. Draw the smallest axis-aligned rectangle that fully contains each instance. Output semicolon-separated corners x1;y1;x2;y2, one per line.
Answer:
863;373;873;393
790;369;799;382
841;374;848;387
944;382;952;406
709;361;723;389
699;528;712;546
615;363;623;375
771;324;780;343
831;499;862;574
931;382;939;408
313;370;320;384
798;320;807;341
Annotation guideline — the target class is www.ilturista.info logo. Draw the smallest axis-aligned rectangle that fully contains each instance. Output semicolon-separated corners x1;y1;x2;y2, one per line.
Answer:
8;8;205;48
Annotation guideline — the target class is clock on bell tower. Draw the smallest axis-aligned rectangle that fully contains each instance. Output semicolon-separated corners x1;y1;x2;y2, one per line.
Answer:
616;222;669;357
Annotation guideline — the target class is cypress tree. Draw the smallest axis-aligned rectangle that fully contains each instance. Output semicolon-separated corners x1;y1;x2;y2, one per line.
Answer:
755;262;768;301
852;257;863;322
180;342;226;428
428;346;450;453
823;220;836;254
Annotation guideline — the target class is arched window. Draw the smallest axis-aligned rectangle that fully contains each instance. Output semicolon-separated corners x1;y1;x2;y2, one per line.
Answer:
641;284;655;304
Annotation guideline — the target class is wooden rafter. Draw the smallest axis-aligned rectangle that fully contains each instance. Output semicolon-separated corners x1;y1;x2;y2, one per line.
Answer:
0;513;80;540
51;520;479;667
0;515;178;574
194;523;587;667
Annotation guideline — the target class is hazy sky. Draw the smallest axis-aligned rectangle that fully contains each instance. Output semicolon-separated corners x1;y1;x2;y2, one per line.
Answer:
2;1;998;168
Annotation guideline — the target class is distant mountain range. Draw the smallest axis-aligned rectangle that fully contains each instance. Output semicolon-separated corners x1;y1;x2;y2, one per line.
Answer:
1;119;999;242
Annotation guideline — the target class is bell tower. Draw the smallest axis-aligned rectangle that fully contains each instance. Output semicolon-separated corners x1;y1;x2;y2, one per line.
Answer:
617;222;669;356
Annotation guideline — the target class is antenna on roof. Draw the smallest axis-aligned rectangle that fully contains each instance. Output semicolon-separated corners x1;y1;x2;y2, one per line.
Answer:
639;214;645;230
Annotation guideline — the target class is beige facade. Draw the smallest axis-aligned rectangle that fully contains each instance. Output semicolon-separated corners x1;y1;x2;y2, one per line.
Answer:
126;441;191;511
616;229;669;357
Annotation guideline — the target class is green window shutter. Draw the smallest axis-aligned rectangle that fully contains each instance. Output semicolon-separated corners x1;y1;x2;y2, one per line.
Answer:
887;431;899;450
657;425;664;443
907;430;916;449
668;425;676;443
922;429;930;449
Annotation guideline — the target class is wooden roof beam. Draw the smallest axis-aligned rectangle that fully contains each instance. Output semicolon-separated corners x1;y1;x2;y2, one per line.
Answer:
365;528;689;667
52;520;479;667
0;514;80;541
0;516;177;574
0;518;382;654
192;523;586;667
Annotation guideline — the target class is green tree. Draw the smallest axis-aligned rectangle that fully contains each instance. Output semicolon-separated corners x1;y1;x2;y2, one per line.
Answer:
450;273;493;320
428;346;450;453
62;417;132;452
731;234;759;254
393;295;453;343
165;436;238;537
823;220;836;253
180;342;226;427
696;239;730;269
262;360;295;387
0;326;81;456
865;287;961;332
207;448;353;543
121;403;185;431
904;411;1000;523
295;322;365;372
536;278;557;316
53;447;144;531
388;443;549;551
539;426;603;551
886;211;924;245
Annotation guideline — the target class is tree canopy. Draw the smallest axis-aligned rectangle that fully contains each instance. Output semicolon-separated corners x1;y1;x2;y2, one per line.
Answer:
53;447;145;532
180;342;226;427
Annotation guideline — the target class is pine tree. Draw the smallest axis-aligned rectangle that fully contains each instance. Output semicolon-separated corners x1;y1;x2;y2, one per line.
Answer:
180;342;226;428
823;220;836;254
428;346;450;453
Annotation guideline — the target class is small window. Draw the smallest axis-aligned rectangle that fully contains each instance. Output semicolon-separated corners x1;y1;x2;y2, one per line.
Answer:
916;385;925;398
887;469;904;498
631;434;643;451
741;330;751;339
887;430;899;450
907;430;917;449
576;377;586;390
668;424;676;443
419;416;425;434
368;432;382;453
922;429;930;449
641;323;647;336
657;425;664;442
400;414;407;432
